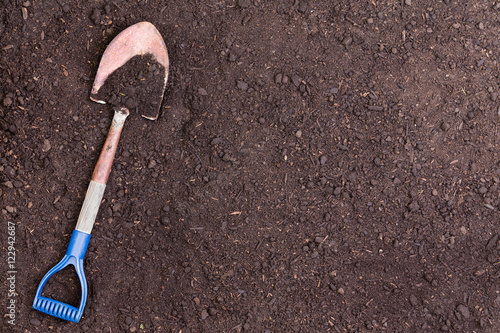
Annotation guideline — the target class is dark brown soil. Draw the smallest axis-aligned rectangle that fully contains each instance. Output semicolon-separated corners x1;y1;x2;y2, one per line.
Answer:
1;0;500;332
94;54;166;120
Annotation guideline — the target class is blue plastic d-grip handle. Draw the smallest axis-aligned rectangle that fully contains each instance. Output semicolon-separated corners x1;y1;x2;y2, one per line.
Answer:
33;230;91;323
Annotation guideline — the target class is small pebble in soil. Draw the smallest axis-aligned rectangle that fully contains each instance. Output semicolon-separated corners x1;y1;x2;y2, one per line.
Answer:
486;234;498;250
237;80;248;91
298;1;307;13
315;236;324;243
456;304;470;319
201;309;209;320
30;318;41;326
441;122;450;131
42;139;51;152
228;52;237;62
333;187;342;196
274;73;282;84
3;96;12;106
90;8;101;25
409;201;419;211
4;166;15;178
112;202;122;212
342;36;352;46
409;294;419;307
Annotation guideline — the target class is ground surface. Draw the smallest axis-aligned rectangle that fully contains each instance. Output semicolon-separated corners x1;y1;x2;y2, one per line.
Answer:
1;0;500;332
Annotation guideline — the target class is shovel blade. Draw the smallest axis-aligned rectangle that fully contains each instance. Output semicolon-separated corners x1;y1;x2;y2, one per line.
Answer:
90;22;169;120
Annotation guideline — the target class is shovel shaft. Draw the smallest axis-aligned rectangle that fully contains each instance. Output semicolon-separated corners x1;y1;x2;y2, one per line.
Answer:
75;181;106;234
92;107;130;184
74;107;129;234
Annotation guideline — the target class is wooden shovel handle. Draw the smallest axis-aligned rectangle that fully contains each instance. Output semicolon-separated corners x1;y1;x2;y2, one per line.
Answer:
91;107;129;184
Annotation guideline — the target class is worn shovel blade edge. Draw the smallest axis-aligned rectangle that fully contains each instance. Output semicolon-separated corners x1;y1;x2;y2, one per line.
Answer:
90;96;106;104
140;73;169;120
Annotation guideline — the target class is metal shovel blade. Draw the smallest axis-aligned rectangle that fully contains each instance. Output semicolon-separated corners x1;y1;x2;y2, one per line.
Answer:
90;21;169;120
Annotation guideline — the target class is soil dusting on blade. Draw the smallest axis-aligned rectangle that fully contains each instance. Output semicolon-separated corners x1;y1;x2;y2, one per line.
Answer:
93;53;166;119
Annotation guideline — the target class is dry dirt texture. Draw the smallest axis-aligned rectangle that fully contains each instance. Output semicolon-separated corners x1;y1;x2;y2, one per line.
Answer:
1;0;500;332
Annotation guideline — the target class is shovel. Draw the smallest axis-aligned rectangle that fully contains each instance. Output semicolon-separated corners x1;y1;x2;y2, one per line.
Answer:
33;21;169;323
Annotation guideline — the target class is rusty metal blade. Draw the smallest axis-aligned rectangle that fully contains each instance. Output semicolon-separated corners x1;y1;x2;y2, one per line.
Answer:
90;21;169;120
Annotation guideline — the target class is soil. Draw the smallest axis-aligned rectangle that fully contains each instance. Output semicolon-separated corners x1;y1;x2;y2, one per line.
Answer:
1;0;500;332
93;54;166;120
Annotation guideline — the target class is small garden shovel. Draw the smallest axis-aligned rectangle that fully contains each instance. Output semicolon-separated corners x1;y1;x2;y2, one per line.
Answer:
33;21;169;323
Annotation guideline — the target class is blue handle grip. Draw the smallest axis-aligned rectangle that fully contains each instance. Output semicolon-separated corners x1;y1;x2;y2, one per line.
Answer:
33;230;91;322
